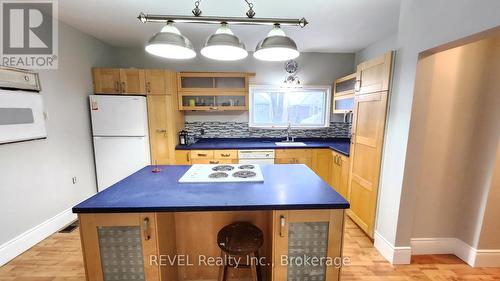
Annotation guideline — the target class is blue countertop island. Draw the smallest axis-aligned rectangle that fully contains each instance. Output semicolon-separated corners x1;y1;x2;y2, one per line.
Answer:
73;164;349;213
175;138;351;156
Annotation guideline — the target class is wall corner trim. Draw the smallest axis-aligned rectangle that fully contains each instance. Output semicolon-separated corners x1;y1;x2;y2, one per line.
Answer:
374;231;412;264
411;237;500;267
0;208;76;266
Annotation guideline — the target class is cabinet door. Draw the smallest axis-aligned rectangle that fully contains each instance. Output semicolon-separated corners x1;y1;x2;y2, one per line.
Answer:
78;213;159;281
192;159;236;164
120;69;146;94
93;68;121;94
347;92;388;238
147;95;174;164
339;155;350;199
273;210;344;281
331;153;349;199
355;52;393;95
175;150;191;164
312;149;333;183
145;70;167;95
275;158;297;164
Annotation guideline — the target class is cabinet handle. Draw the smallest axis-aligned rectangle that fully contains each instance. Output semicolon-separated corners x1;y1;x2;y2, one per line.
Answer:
354;80;361;92
156;129;167;133
115;81;120;92
121;82;126;93
220;153;230;157
198;153;207;157
209;107;219;110
146;82;151;93
143;217;151;241
209;160;219;164
338;156;342;167
187;153;190;162
279;215;286;237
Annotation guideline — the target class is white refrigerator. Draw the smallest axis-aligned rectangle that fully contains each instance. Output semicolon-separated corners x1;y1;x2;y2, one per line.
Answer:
89;95;150;191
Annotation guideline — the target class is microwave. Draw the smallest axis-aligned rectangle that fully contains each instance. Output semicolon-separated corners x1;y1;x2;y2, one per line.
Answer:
0;67;46;144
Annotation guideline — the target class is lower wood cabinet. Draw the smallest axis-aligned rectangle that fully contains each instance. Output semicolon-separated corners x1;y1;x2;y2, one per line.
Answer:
79;213;161;281
275;149;313;167
175;150;191;164
272;210;344;281
312;149;333;183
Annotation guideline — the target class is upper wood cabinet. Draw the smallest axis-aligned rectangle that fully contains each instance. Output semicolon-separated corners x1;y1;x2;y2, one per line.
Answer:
333;73;356;114
355;52;393;95
92;68;121;93
93;68;145;95
177;72;254;111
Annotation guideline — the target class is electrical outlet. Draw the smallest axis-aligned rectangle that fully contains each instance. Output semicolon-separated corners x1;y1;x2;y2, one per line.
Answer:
72;177;77;184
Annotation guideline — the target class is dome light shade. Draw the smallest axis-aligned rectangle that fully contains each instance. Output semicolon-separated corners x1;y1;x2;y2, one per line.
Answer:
145;21;196;59
201;23;248;61
253;25;299;62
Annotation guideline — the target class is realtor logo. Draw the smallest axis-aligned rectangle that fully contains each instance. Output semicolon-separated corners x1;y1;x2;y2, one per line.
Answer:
0;0;58;69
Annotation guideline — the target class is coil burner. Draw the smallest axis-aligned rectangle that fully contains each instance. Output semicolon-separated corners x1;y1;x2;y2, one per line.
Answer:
212;165;235;171
238;164;255;170
232;170;257;178
209;172;229;178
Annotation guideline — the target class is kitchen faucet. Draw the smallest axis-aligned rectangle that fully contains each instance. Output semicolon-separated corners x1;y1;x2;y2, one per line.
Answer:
285;123;295;142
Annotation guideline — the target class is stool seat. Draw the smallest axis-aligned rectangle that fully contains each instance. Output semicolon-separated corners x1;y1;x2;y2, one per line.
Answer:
217;222;264;256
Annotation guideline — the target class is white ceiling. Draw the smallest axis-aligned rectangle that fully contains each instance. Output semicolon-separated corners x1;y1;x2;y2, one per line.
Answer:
58;0;401;53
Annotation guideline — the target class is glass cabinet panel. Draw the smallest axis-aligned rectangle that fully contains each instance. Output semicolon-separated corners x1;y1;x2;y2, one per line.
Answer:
98;226;145;281
334;77;356;94
182;96;215;107
288;222;329;281
215;95;246;107
181;77;214;88
334;97;354;111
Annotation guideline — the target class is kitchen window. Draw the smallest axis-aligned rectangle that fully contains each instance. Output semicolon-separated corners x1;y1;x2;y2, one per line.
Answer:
249;86;331;128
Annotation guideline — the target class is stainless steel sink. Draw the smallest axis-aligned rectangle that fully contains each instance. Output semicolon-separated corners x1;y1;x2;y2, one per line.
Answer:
275;142;307;146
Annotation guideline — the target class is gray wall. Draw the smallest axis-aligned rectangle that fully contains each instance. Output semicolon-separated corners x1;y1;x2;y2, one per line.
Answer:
114;48;355;122
0;22;115;245
355;0;500;250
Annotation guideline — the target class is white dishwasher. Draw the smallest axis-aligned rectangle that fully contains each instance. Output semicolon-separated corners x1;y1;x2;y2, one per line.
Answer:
238;150;275;164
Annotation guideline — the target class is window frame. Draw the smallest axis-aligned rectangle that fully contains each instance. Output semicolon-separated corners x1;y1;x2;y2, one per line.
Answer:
248;85;332;129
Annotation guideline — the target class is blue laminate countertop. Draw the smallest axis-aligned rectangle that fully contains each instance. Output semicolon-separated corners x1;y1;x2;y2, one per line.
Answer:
176;138;350;156
73;165;349;213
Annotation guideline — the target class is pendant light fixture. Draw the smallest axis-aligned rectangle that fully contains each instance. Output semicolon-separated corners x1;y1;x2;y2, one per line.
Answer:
201;23;248;61
139;0;308;61
145;21;196;59
254;24;299;62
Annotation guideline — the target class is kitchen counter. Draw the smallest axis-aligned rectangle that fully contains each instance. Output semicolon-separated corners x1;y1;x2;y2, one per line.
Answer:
176;137;351;156
73;164;349;213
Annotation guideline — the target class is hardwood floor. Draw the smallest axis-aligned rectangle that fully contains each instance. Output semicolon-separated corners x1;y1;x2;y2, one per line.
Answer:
0;218;499;281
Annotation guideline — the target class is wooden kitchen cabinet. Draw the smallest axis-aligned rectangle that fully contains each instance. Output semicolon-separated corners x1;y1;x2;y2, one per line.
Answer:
275;149;313;168
92;68;121;93
347;51;393;238
78;213;161;281
190;150;238;164
147;70;184;165
145;69;167;95
331;152;350;199
311;149;333;183
333;73;356;114
355;52;393;95
175;150;191;165
177;72;254;111
93;68;145;94
272;210;344;281
120;69;146;94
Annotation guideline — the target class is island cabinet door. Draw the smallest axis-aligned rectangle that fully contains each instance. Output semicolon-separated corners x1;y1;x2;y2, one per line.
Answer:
272;210;344;281
79;213;161;281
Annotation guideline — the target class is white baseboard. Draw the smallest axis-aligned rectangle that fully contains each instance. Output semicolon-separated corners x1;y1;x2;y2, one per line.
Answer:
411;237;500;267
374;231;411;264
0;207;76;266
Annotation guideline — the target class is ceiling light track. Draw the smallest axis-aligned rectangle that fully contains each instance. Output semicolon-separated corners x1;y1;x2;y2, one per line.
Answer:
138;13;308;28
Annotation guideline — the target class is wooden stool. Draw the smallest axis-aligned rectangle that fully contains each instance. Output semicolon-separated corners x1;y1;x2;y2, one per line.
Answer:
217;222;264;281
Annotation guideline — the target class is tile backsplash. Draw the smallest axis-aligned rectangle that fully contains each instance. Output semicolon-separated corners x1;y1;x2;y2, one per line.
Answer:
184;121;351;139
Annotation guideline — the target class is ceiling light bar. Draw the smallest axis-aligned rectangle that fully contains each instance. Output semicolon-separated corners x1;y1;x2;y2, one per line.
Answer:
138;13;309;28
